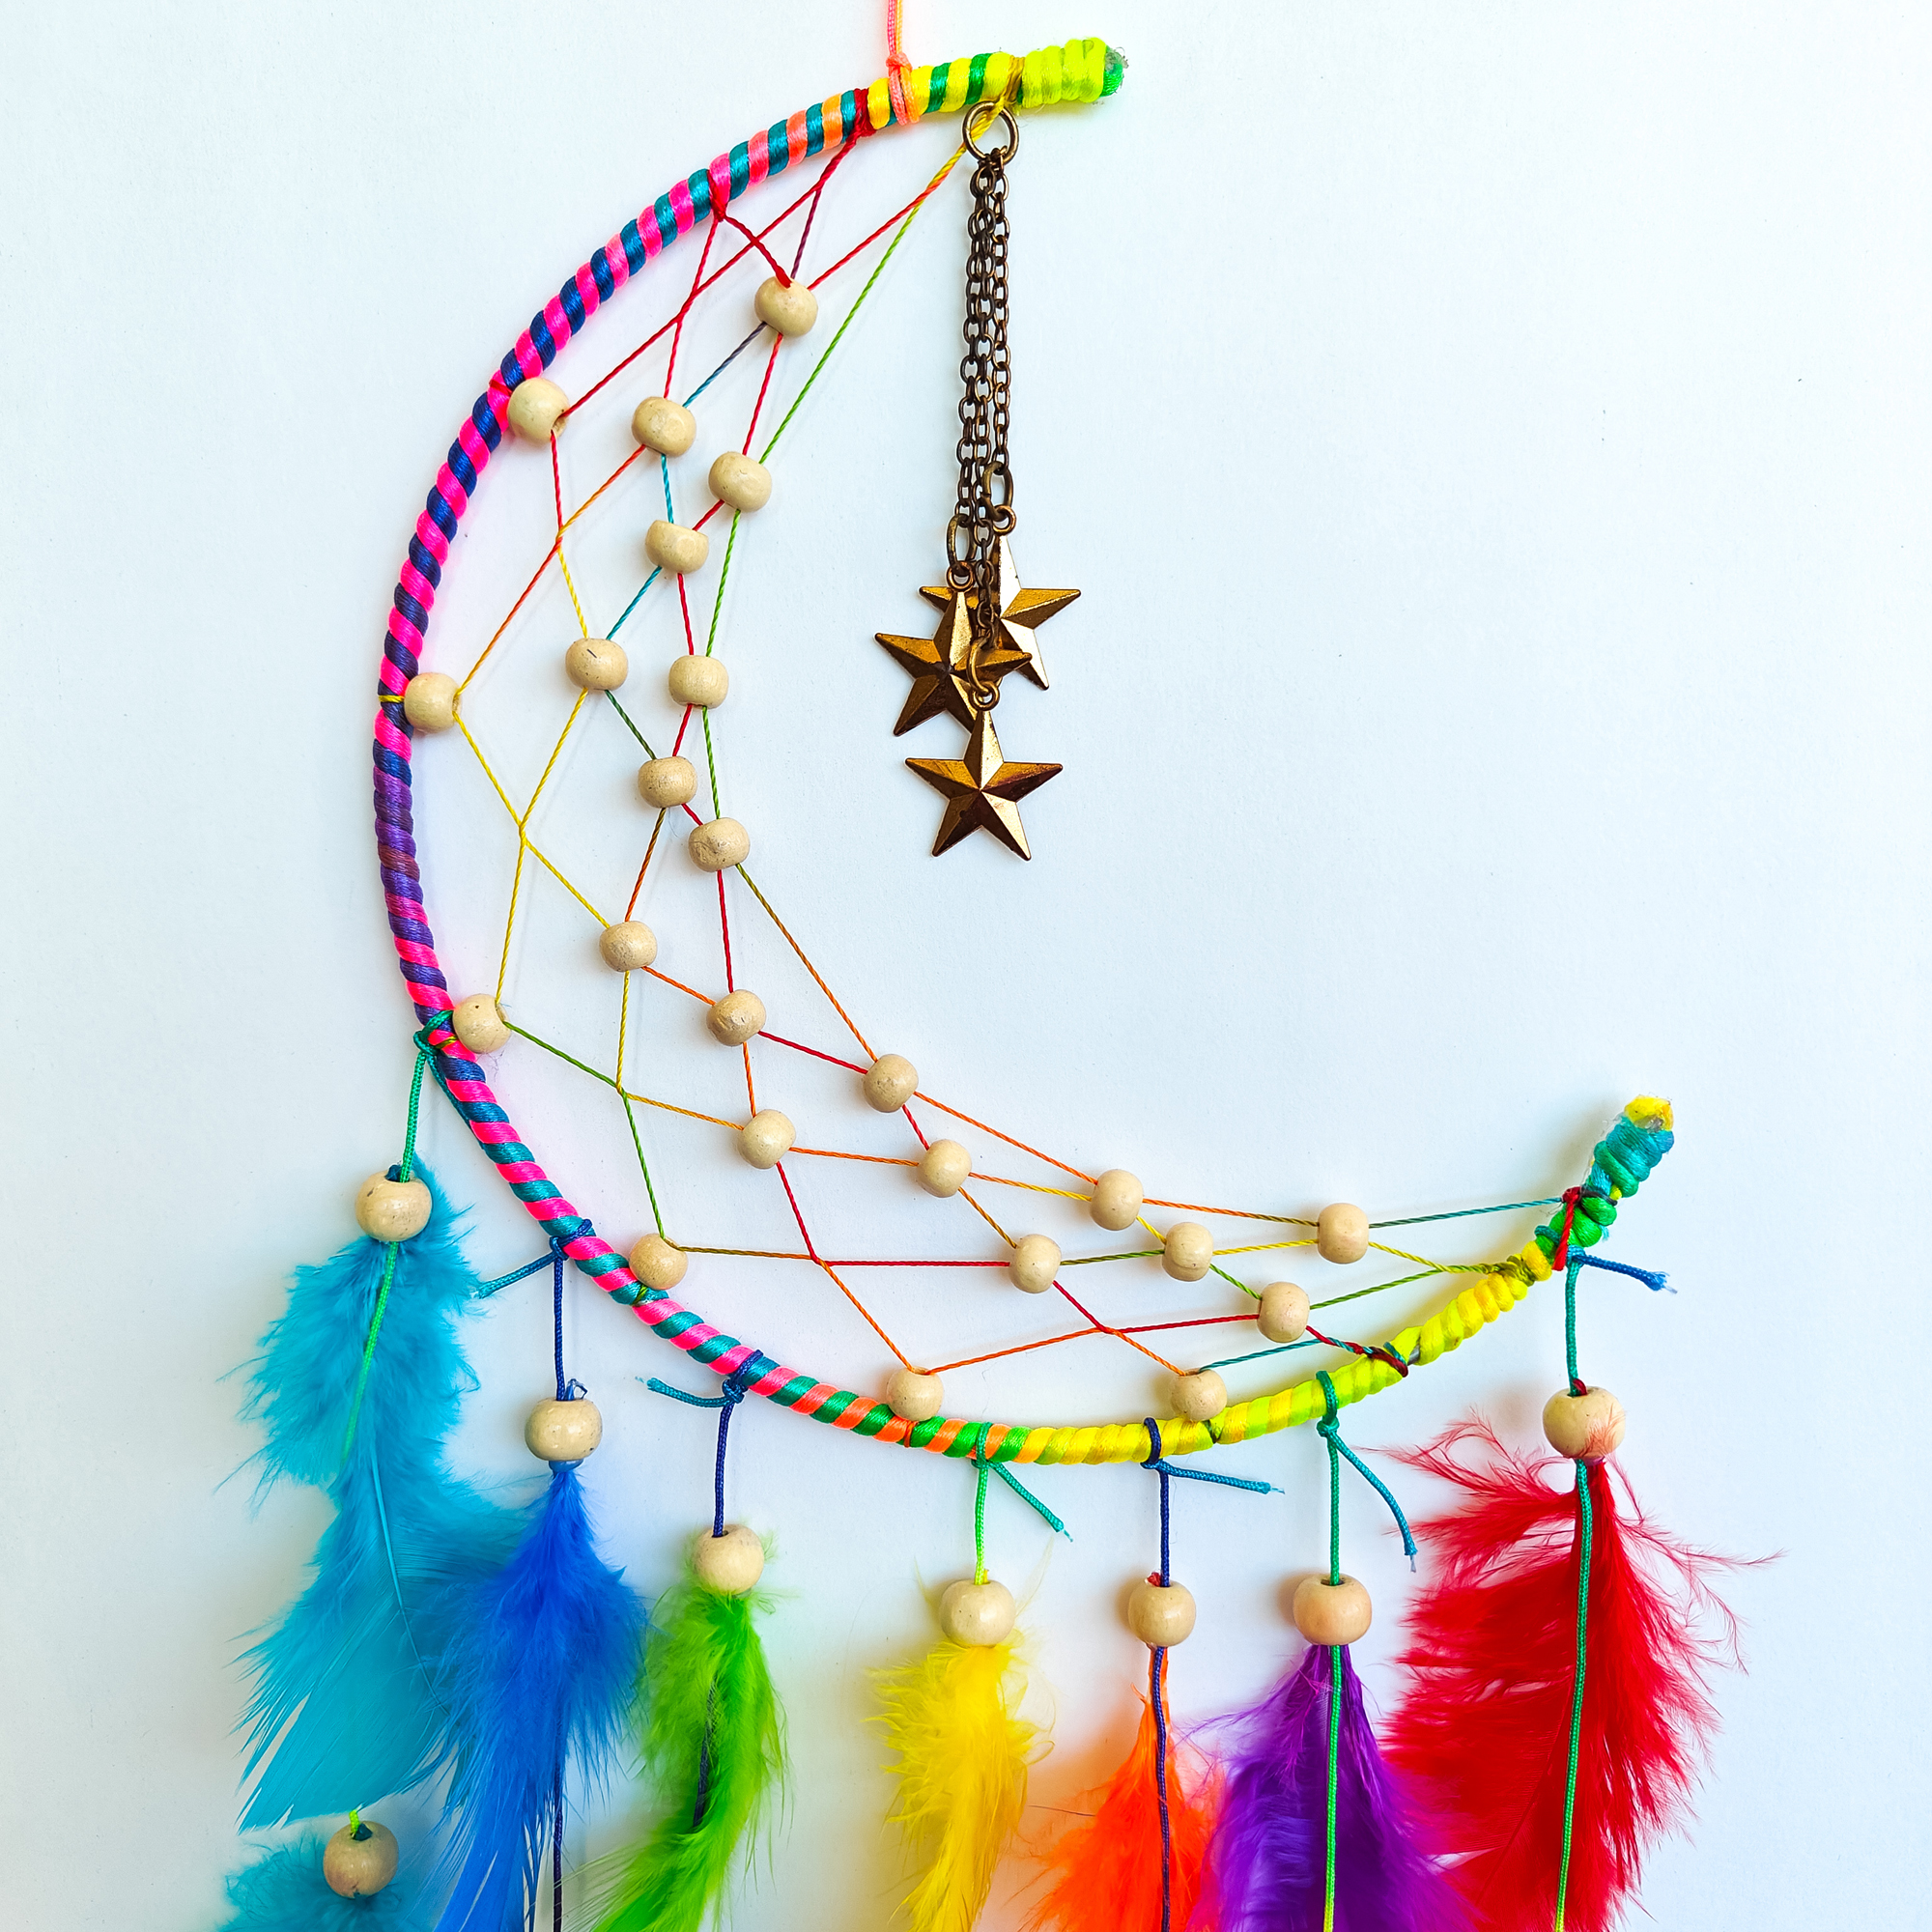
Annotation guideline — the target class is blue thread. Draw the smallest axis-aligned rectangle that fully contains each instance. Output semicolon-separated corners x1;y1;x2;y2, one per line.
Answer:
1199;1339;1321;1373
1151;1644;1174;1932
1316;1371;1418;1568
1571;1251;1672;1293
971;1435;1070;1539
711;1363;756;1537
661;452;674;520
552;1243;567;1402
473;1251;555;1296
1143;1418;1173;1584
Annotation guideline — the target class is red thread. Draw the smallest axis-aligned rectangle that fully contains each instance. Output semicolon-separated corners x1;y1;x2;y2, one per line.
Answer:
1552;1186;1583;1271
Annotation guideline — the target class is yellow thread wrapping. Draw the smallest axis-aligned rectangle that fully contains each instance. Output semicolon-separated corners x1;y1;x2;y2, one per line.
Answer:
940;62;970;110
907;64;935;117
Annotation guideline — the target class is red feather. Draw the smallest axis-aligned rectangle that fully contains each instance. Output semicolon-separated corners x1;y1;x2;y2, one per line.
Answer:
1382;1419;1743;1932
1028;1654;1221;1932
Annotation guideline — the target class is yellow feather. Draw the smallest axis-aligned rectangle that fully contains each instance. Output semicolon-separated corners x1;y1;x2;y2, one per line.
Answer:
874;1635;1041;1932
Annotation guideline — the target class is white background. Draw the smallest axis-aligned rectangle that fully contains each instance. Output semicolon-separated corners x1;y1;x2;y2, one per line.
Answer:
3;2;1926;1926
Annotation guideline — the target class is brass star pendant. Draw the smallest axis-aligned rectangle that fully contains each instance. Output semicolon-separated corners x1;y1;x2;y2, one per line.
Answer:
905;713;1062;859
920;538;1080;690
876;591;1033;734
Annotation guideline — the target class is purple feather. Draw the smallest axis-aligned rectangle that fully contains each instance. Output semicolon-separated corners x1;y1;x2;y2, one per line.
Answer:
1201;1645;1465;1932
429;1461;645;1932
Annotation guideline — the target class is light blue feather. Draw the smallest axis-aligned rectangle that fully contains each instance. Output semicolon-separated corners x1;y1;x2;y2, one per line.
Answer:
431;1462;646;1932
238;1168;519;1827
217;1835;419;1928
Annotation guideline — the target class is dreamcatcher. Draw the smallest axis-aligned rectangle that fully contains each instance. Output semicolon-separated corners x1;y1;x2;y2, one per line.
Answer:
219;28;1745;1932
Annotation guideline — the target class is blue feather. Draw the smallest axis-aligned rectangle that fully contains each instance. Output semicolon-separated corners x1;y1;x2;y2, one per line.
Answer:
431;1462;645;1932
218;1836;419;1928
238;1169;519;1827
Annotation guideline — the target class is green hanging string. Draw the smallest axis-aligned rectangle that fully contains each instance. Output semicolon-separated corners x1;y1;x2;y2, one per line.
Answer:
340;1047;431;1459
1318;1371;1344;1932
1553;1253;1595;1931
972;1432;992;1585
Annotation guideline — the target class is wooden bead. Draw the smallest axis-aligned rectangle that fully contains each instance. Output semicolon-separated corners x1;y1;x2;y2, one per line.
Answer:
754;274;818;336
1258;1281;1310;1344
1543;1385;1628;1460
631;394;696;455
450;993;509;1055
1091;1168;1144;1232
707;987;766;1045
1170;1369;1227;1422
507;376;568;442
637;754;698;808
689;817;750;870
628;1232;688;1291
863;1052;919;1111
564;637;628;691
525;1396;602;1463
1126;1577;1197;1647
1009;1234;1061;1293
917;1138;972;1198
709;451;773;514
1161;1221;1214;1282
886;1366;944;1421
940;1578;1016;1647
1292;1574;1373;1646
355;1174;431;1242
693;1522;765;1593
668;654;728;706
599;920;658;971
738;1109;794;1169
402;671;457;731
645;519;709;574
323;1821;399;1898
1316;1202;1371;1264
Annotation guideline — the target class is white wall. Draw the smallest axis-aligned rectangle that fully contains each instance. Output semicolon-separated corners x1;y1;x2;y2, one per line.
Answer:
3;3;1924;1925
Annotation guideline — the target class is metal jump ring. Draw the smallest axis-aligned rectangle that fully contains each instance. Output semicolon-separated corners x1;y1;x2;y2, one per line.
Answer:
962;102;1019;162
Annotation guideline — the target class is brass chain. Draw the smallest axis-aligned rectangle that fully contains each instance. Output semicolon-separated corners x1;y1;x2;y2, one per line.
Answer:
947;104;1019;711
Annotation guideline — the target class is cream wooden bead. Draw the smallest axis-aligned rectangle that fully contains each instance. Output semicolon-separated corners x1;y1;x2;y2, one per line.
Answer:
1316;1203;1371;1264
629;1232;688;1291
689;816;750;870
450;993;509;1055
323;1821;399;1898
645;519;709;574
1170;1368;1227;1422
525;1396;602;1463
1543;1385;1628;1461
754;274;818;336
1162;1221;1214;1282
738;1109;794;1169
707;987;766;1045
507;376;568;441
1126;1578;1197;1646
631;394;696;455
564;637;628;691
637;754;698;808
886;1366;944;1421
1258;1281;1310;1344
917;1139;972;1198
355;1174;431;1242
862;1053;919;1112
402;671;457;731
668;654;728;706
1009;1234;1061;1293
940;1578;1016;1647
599;920;659;971
709;450;772;512
693;1522;765;1593
1292;1574;1373;1646
1091;1168;1144;1232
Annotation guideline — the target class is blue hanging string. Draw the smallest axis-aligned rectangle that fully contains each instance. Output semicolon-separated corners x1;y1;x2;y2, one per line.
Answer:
644;1365;756;1537
1570;1250;1673;1293
1315;1371;1417;1567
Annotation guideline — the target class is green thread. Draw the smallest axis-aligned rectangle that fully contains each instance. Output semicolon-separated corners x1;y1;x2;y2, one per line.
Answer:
1324;1644;1342;1932
704;509;743;657
622;1092;667;1237
701;705;722;819
1553;1463;1594;1931
604;689;658;759
972;1423;991;1584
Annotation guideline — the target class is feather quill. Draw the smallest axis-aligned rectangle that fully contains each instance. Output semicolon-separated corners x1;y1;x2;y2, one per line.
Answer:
575;1565;785;1932
876;1634;1038;1932
238;1171;518;1827
216;1835;417;1928
1028;1660;1218;1932
430;1460;645;1932
1203;1643;1463;1932
1383;1419;1741;1932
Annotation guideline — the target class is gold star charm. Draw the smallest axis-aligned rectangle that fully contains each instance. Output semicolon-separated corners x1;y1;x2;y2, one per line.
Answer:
905;712;1062;859
876;591;1033;735
921;538;1080;690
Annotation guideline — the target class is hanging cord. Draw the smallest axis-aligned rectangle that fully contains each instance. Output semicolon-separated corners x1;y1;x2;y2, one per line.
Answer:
1554;1251;1599;1932
1570;1250;1672;1293
884;0;915;125
644;1362;758;1537
1313;1371;1418;1932
968;1423;1070;1585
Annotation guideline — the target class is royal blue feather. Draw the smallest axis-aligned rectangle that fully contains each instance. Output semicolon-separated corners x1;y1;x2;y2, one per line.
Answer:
217;1835;418;1928
1203;1644;1465;1932
238;1168;519;1827
431;1459;645;1932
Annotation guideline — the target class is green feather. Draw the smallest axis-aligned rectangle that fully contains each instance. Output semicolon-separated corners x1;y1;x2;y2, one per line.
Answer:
577;1567;786;1932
